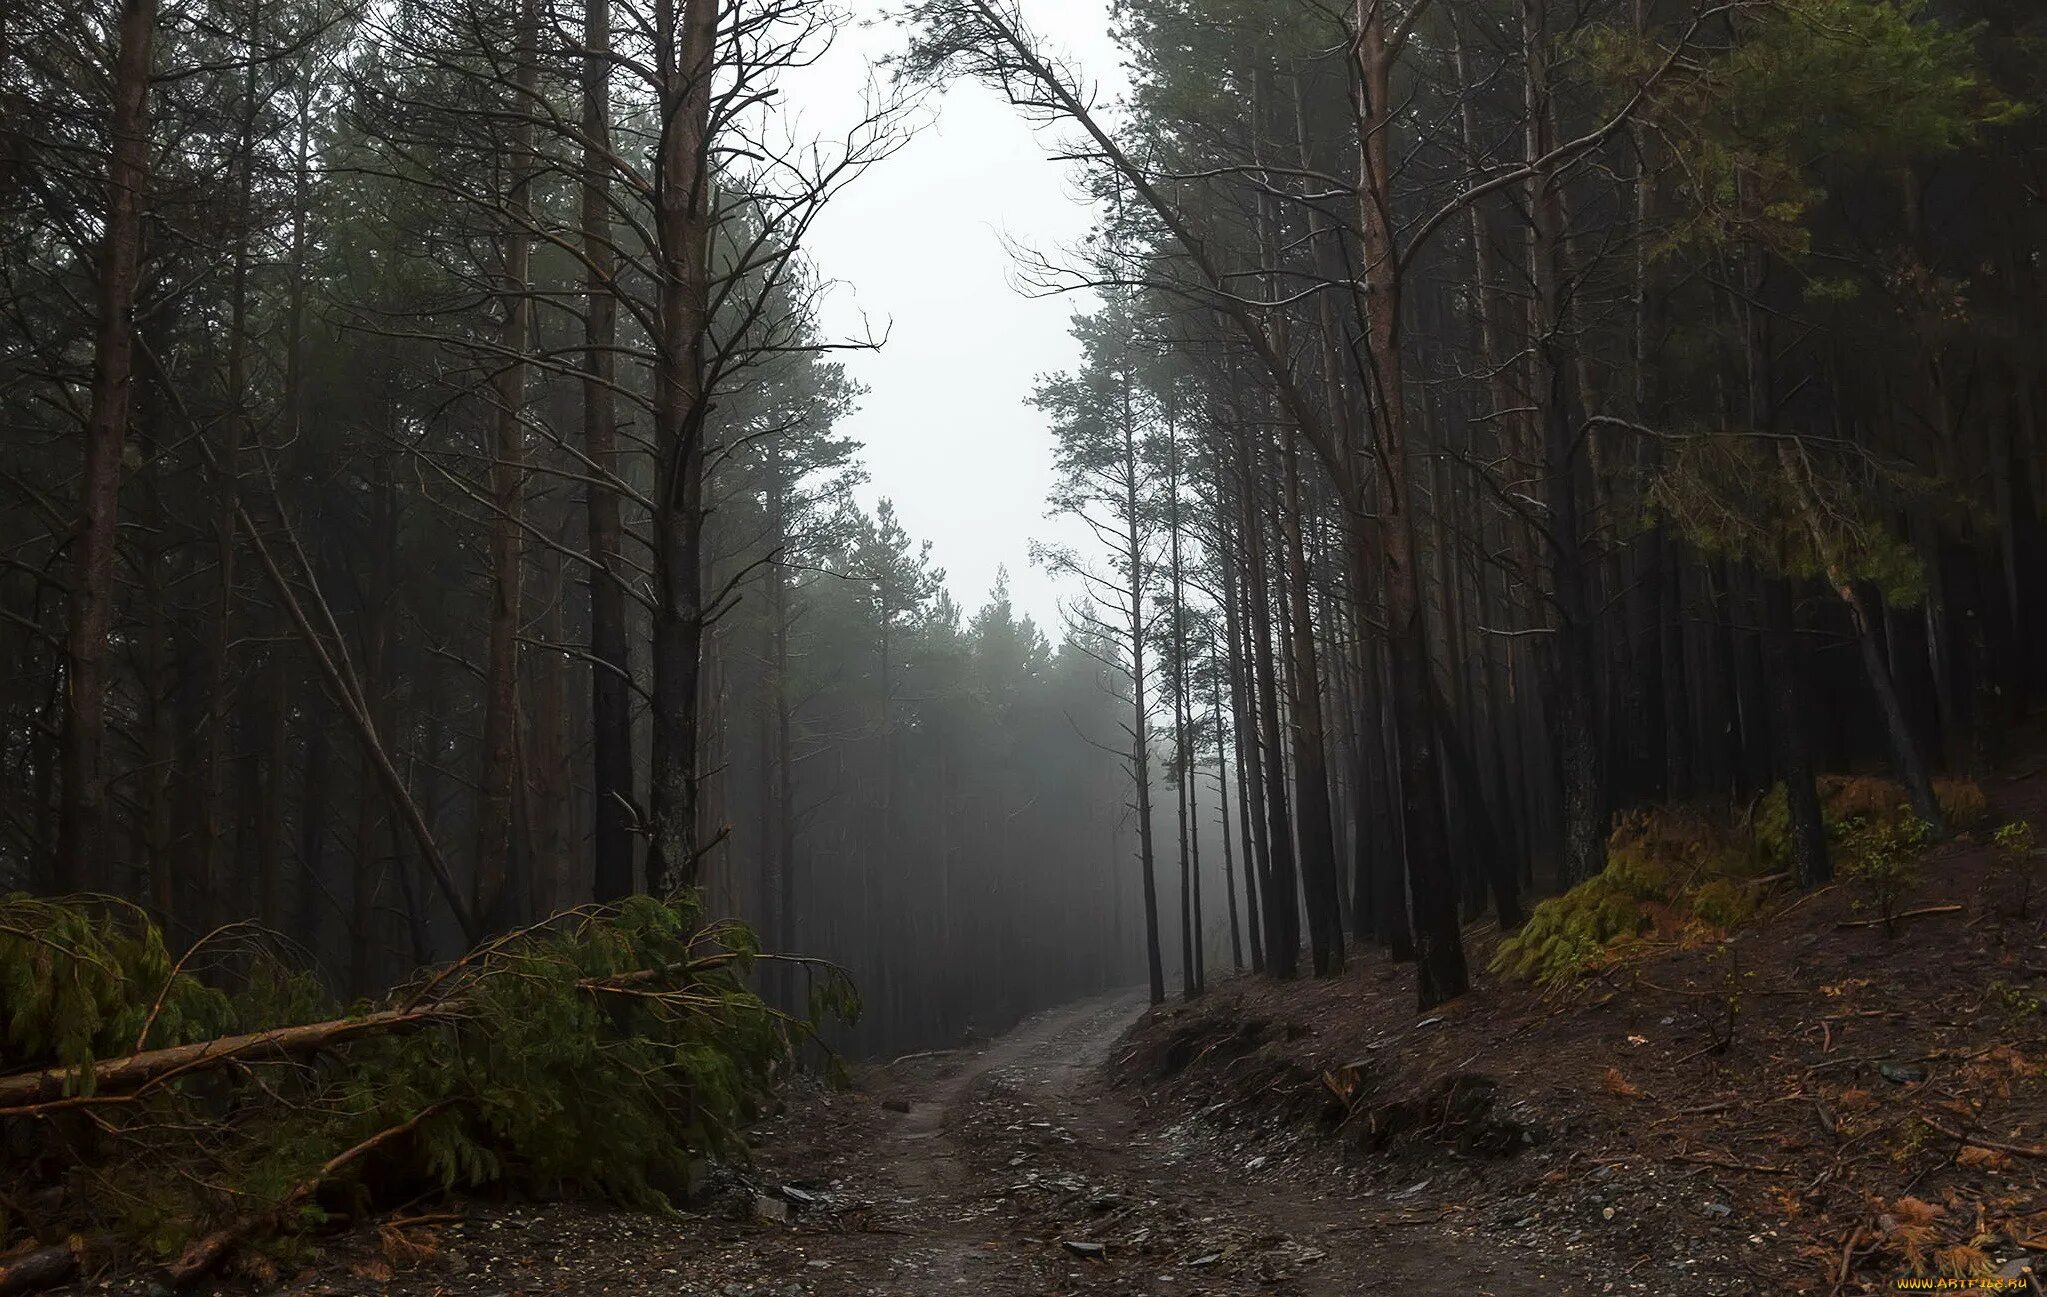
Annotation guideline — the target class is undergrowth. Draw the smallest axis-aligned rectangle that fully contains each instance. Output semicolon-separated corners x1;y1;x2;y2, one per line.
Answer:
1495;774;1989;984
1756;774;1989;863
1991;819;2040;916
0;892;854;1268
1493;807;1766;985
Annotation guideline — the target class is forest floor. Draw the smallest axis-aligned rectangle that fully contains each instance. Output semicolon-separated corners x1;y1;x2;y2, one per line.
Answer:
1105;762;2047;1296
120;987;1556;1297
49;765;2047;1297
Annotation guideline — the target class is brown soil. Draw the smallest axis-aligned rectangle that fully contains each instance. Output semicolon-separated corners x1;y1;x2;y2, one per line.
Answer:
93;990;1556;1297
325;986;1563;1297
1116;763;2047;1296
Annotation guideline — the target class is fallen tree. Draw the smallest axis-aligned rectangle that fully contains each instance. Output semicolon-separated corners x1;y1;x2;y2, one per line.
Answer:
0;949;757;1113
0;1006;459;1113
0;893;854;1289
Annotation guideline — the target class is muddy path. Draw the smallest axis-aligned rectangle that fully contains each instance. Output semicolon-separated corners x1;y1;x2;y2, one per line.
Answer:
310;988;1562;1297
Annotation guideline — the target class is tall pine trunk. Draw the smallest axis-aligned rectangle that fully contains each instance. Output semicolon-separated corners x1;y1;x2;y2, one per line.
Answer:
646;0;718;896
1278;427;1343;975
58;0;159;893
583;0;635;902
476;0;538;927
1354;2;1468;1005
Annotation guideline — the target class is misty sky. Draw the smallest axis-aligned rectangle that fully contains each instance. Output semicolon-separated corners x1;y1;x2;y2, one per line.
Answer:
788;3;1128;633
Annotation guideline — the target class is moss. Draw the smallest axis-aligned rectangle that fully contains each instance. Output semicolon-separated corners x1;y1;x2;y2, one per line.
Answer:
1689;878;1757;929
1495;807;1783;986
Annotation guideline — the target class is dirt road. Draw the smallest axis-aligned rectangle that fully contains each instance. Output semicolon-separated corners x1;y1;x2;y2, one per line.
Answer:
340;988;1575;1297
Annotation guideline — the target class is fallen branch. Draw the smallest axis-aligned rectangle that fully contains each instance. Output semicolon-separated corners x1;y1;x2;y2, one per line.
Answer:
1827;1222;1867;1297
1834;904;1963;929
1920;1117;2047;1160
166;1102;453;1287
888;1048;956;1065
0;1006;461;1113
0;954;746;1114
0;895;838;1283
1669;1151;1784;1173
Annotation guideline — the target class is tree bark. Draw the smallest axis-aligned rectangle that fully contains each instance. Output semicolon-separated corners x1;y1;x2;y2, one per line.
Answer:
475;0;537;928
1211;640;1244;973
1760;573;1829;884
1124;365;1165;1007
582;0;635;903
645;0;719;896
1243;435;1300;978
0;1235;115;1297
525;512;571;915
58;0;159;893
1524;0;1607;886
1215;457;1267;974
1166;414;1203;999
1278;426;1343;975
1354;2;1469;1005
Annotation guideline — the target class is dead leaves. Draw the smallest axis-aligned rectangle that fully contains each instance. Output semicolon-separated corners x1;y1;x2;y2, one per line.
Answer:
1957;1145;2013;1172
1962;1045;2043;1099
1930;1242;1994;1280
1604;1066;1644;1100
1320;1062;1366;1106
1837;1087;1876;1112
1879;1196;1942;1274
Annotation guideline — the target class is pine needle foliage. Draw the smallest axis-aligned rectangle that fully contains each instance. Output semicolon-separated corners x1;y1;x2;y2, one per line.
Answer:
0;895;323;1092
0;893;854;1261
1646;431;1952;607
1582;0;2025;259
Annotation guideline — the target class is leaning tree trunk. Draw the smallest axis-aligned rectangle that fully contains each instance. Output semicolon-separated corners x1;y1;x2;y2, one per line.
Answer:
1776;439;1950;839
1846;582;1949;836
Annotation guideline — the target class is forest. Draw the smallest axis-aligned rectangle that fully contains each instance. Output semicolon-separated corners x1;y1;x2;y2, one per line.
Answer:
2;0;2045;1289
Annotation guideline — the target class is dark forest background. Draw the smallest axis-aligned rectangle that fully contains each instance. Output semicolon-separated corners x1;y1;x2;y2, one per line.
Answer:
3;0;2045;1058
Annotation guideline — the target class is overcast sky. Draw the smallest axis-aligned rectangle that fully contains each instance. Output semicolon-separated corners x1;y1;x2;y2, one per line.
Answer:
786;2;1128;634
